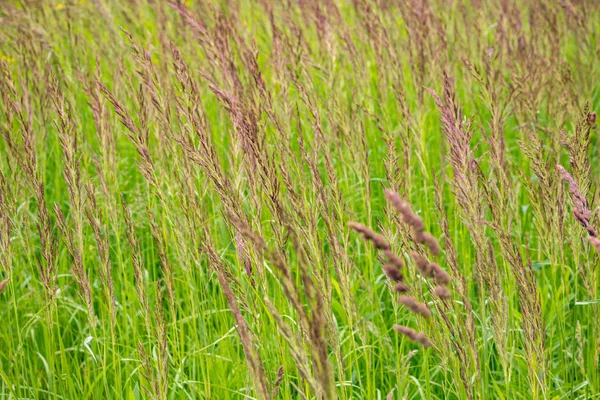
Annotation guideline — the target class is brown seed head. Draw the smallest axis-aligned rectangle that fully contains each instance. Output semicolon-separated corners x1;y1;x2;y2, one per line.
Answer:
0;278;8;293
411;252;432;276
557;165;596;237
433;285;451;299
384;189;410;215
419;232;441;256
383;249;404;269
408;215;425;233
273;366;284;396
430;263;451;285
393;325;432;347
394;282;409;293
383;264;403;282
398;295;431;317
588;236;600;252
349;222;390;250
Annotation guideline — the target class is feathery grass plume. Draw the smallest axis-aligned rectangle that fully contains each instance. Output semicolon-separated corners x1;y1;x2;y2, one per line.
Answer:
235;218;335;399
85;184;116;328
425;76;477;206
122;30;171;133
154;286;169;400
557;164;596;237
383;249;404;269
427;77;504;397
273;366;284;397
32;179;58;305
397;295;431;318
0;173;14;275
382;264;403;282
483;149;548;395
558;164;598;299
430;263;451;285
349;219;408;298
559;103;596;200
411;251;432;277
80;60;115;172
0;60;58;307
54;205;96;328
173;2;279;218
435;71;546;394
50;74;97;329
588;236;600;252
348;221;390;250
147;208;175;315
385;189;440;255
203;243;271;400
409;248;451;288
170;42;250;232
393;325;431;347
351;190;456;367
137;340;160;400
463;56;510;193
121;196;151;333
467;51;559;393
123;198;169;399
98;82;160;193
79;61;119;229
49;73;82;215
433;285;451;299
380;88;412;197
417;232;441;256
394;282;409;293
0;278;8;293
519;133;565;251
424;76;494;291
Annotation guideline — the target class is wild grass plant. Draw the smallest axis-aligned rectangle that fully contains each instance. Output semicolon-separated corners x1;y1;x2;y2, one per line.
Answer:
0;0;599;398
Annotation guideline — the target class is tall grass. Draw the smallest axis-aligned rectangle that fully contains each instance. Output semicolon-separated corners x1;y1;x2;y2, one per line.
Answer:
0;0;599;399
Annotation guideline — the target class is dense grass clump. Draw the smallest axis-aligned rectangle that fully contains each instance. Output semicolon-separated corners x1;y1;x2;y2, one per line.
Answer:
0;0;599;398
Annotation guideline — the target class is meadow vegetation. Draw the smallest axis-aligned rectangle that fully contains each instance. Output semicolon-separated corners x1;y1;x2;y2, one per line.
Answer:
0;0;599;398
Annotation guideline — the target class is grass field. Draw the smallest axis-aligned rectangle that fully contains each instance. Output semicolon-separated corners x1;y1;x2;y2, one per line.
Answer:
0;0;599;399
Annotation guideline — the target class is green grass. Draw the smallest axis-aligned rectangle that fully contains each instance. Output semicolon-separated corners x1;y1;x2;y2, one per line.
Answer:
0;0;599;399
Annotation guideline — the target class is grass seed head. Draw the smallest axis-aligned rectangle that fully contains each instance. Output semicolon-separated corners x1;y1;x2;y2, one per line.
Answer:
431;263;451;285
383;264;404;282
398;295;431;317
588;236;600;252
0;278;8;293
394;282;409;293
411;252;432;276
349;222;390;250
434;285;451;299
393;325;432;347
383;249;404;269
